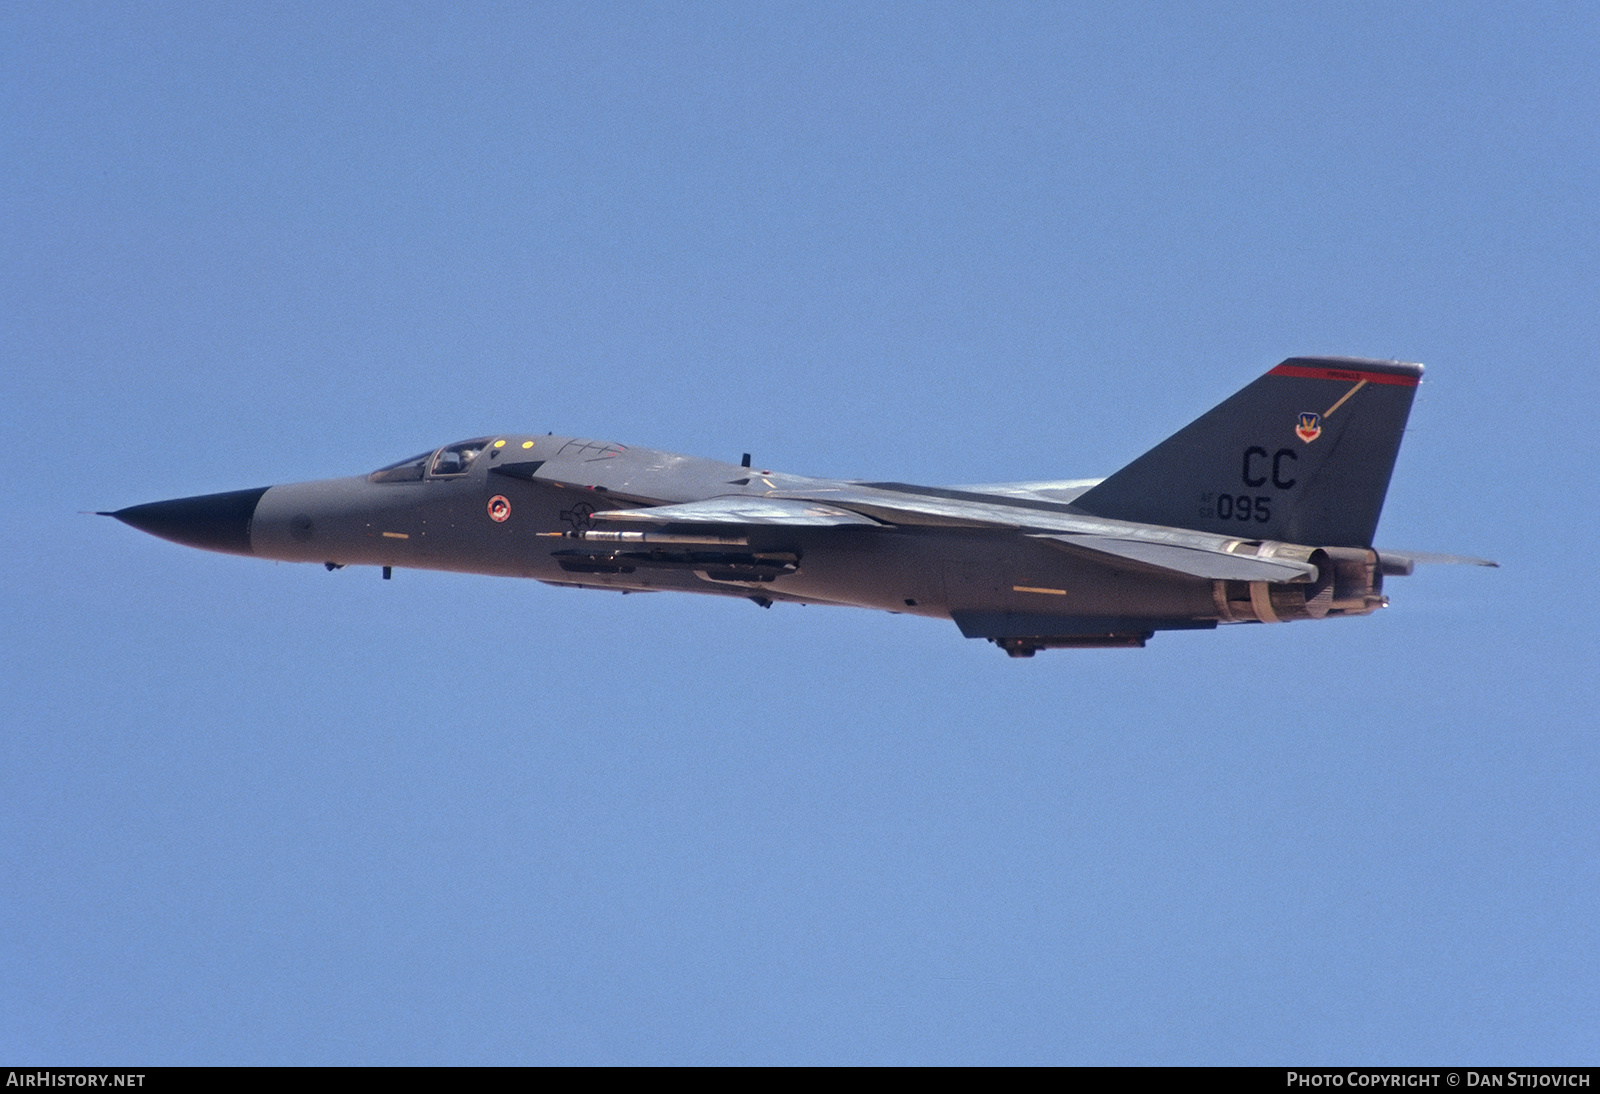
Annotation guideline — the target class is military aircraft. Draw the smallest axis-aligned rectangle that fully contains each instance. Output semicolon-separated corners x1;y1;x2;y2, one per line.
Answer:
105;356;1492;656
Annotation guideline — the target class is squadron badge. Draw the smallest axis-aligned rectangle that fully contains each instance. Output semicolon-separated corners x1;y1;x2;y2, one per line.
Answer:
1295;412;1322;443
487;495;511;522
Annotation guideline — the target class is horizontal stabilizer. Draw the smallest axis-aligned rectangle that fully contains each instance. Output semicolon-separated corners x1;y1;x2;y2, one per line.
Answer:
592;496;881;527
1034;533;1318;583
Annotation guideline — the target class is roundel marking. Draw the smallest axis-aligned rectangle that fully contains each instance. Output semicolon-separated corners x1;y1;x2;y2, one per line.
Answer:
487;495;512;522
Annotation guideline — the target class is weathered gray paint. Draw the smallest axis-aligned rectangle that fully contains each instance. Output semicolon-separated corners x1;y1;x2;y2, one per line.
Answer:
107;357;1494;656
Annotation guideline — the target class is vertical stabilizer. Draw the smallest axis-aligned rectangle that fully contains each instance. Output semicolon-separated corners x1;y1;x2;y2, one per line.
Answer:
1072;357;1421;547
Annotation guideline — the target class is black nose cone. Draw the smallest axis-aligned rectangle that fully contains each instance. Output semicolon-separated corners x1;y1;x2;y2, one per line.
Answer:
106;486;270;556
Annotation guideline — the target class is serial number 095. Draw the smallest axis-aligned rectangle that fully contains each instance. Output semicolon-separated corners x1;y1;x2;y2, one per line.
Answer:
1207;493;1272;522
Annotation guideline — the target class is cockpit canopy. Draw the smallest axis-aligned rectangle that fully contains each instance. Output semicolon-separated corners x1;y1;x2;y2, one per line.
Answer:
368;438;493;483
429;438;489;476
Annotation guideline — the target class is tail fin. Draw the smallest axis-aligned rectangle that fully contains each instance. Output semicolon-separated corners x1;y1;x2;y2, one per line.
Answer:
1073;357;1421;548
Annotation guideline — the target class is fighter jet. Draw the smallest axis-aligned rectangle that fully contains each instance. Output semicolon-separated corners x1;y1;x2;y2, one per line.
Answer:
105;356;1493;656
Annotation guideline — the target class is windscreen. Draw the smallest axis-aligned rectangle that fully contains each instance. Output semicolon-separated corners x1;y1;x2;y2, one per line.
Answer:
367;451;431;483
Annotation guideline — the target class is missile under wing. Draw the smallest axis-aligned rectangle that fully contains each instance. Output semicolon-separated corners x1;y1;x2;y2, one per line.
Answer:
105;356;1493;656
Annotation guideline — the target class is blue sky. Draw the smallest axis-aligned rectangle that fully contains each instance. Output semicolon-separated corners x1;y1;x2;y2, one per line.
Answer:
3;2;1596;1064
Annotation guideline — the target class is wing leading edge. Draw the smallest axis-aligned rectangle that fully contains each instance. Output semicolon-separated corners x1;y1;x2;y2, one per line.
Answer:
591;496;881;526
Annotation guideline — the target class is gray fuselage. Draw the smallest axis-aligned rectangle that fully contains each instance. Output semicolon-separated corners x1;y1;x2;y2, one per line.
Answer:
246;434;1216;632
